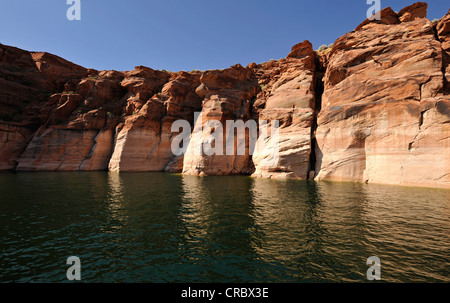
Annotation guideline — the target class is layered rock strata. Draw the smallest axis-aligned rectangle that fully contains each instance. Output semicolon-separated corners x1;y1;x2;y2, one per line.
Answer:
0;2;448;189
315;3;450;188
251;41;317;179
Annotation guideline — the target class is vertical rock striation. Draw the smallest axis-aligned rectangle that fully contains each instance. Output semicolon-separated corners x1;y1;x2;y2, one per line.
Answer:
182;64;259;176
315;3;450;188
0;2;449;188
251;41;317;179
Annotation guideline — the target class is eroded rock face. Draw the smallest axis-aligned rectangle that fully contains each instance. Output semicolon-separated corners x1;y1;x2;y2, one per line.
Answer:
108;100;172;172
109;71;202;172
16;69;126;171
17;127;114;171
355;7;400;31
182;64;259;176
0;122;34;170
315;4;450;188
0;2;449;189
251;41;317;179
0;43;94;171
398;2;428;22
437;9;450;93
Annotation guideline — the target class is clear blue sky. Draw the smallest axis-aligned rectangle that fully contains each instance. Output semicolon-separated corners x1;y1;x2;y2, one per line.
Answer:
0;0;448;72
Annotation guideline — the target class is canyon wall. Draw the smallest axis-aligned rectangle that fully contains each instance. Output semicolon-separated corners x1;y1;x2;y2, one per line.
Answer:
251;41;317;180
0;2;448;189
315;3;450;188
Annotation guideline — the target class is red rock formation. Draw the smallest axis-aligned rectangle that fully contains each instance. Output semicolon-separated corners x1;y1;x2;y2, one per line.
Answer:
251;41;316;179
0;2;448;189
182;64;258;176
0;43;91;171
355;7;400;31
16;68;125;171
16;126;114;171
398;2;428;22
315;3;450;188
0;122;34;170
437;9;450;93
109;70;202;172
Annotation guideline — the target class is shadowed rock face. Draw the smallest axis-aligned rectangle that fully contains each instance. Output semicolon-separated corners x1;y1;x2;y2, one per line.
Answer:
0;2;449;189
437;9;450;93
0;122;34;170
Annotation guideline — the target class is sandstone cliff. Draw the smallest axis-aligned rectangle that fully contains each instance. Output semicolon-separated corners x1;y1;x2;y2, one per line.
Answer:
251;41;317;180
316;2;450;188
0;2;448;189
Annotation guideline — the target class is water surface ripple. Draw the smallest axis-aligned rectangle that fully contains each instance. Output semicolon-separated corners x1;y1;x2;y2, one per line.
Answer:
0;172;448;282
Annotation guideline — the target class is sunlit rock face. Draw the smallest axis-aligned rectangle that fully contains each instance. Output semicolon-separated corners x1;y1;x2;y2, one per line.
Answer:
182;64;259;176
0;2;449;188
108;69;201;172
251;41;317;180
315;3;450;188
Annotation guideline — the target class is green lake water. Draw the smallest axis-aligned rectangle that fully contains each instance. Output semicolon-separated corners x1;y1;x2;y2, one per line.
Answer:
0;172;448;282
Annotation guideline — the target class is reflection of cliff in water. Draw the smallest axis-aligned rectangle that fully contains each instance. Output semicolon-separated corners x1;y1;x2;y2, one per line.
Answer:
251;180;449;282
1;172;447;282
